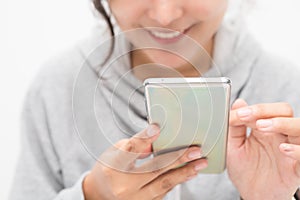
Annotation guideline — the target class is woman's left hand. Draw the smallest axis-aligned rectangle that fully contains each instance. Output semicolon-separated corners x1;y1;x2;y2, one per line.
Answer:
227;99;300;200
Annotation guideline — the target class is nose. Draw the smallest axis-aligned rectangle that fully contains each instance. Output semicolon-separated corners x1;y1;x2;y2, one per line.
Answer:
148;0;183;26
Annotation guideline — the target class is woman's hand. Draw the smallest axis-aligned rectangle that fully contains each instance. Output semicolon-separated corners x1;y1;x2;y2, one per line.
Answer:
227;99;300;200
83;124;208;200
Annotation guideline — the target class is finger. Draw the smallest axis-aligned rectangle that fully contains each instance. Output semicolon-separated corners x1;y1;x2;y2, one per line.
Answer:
231;102;294;127
256;118;300;137
153;195;164;200
141;159;208;199
152;185;183;200
139;146;202;172
279;143;300;161
228;99;248;149
229;98;250;127
231;98;248;110
100;124;160;171
118;124;160;153
135;146;202;184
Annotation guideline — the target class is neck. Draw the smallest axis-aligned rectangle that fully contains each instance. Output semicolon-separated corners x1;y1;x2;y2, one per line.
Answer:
131;37;214;81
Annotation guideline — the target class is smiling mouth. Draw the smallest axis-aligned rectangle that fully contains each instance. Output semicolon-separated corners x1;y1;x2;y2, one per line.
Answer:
149;30;182;39
146;27;191;44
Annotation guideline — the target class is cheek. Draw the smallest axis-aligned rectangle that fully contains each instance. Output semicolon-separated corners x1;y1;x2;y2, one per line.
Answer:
109;0;146;30
188;0;228;19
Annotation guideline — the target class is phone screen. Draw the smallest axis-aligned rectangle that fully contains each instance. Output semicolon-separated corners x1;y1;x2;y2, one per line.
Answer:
144;78;231;173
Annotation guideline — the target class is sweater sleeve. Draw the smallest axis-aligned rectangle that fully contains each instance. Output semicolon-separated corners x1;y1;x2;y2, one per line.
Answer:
9;87;88;200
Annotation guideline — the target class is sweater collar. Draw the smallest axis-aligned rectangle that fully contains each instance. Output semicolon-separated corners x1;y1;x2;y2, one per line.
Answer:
206;19;261;102
79;18;261;101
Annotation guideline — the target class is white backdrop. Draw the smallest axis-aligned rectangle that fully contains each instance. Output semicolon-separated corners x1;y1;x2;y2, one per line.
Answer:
1;0;300;199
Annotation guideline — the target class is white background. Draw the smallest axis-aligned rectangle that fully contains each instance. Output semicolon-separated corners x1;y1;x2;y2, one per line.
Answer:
1;0;300;199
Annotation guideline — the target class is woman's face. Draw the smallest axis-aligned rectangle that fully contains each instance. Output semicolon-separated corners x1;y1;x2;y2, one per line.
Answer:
109;0;228;72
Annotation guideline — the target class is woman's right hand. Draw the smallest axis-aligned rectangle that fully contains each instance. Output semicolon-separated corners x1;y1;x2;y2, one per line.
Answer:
83;124;208;200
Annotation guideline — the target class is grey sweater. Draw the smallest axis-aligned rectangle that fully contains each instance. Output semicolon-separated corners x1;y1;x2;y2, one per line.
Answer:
9;19;300;200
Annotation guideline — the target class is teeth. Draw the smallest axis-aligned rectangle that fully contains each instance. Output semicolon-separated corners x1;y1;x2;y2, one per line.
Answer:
150;30;181;39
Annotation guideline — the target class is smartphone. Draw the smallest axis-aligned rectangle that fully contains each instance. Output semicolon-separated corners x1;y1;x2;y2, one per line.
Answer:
144;77;231;173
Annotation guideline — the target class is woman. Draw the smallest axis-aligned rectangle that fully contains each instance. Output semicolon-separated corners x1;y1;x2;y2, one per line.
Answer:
9;0;300;199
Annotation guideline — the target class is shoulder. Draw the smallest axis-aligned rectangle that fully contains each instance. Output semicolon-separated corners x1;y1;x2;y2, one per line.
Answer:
28;27;112;98
252;49;300;93
246;49;300;115
219;22;300;115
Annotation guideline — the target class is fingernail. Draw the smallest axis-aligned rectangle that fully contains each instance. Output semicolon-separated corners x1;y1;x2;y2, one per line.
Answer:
257;119;273;128
147;124;160;137
194;162;208;171
186;174;198;181
280;143;293;152
188;150;202;160
237;108;252;117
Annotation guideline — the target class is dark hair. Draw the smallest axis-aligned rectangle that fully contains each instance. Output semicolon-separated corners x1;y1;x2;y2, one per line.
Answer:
93;0;115;37
93;0;115;64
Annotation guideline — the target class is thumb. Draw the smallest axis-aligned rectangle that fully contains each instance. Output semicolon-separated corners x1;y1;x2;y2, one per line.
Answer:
100;124;160;172
228;99;248;149
122;124;160;157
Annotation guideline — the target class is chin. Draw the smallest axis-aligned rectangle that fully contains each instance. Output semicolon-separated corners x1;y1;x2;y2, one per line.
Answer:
146;50;190;68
